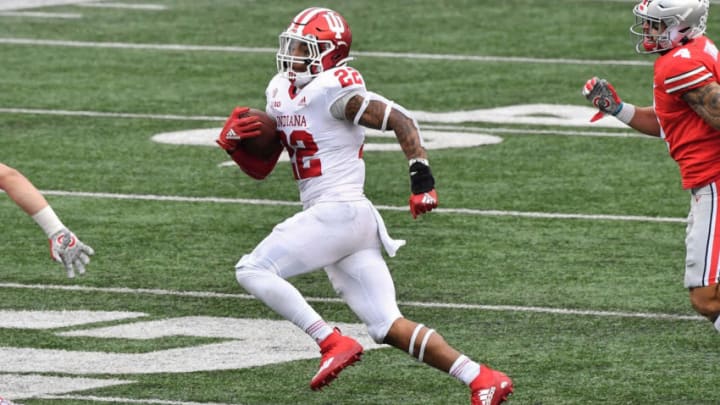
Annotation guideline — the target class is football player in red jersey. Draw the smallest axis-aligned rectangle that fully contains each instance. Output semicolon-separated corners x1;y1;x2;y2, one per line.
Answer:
583;0;720;332
217;7;511;405
0;163;94;277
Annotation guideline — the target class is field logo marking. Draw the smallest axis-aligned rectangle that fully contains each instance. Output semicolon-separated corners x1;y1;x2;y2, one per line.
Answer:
0;311;381;399
150;104;626;164
1;374;134;402
152;127;502;165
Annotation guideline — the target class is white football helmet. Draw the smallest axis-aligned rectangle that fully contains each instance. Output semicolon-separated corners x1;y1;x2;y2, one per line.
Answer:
276;7;353;86
630;0;709;53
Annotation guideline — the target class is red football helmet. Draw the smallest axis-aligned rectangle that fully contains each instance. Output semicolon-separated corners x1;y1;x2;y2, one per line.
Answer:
276;7;353;86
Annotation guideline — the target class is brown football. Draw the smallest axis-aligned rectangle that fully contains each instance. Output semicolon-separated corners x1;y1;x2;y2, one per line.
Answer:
239;108;282;160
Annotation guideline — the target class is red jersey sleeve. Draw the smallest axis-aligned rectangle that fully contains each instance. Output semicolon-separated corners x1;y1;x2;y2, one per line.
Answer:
659;43;715;96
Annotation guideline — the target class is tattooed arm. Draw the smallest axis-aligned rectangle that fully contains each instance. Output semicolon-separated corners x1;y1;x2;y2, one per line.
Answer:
342;92;437;217
682;82;720;131
344;94;427;160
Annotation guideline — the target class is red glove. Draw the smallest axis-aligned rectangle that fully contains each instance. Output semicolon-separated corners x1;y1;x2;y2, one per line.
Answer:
409;189;438;219
408;159;438;219
216;106;263;152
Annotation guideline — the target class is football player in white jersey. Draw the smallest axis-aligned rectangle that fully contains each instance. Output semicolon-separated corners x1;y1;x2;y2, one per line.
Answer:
0;162;94;278
216;7;512;405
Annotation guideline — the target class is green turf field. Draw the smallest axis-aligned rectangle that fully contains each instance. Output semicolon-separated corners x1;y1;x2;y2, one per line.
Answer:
1;0;718;404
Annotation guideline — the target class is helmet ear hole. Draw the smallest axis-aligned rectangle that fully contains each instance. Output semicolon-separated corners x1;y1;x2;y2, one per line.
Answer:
668;26;688;45
330;45;342;60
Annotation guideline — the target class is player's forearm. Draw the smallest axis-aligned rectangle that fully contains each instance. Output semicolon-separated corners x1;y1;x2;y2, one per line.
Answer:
0;163;49;215
627;106;662;137
388;111;427;160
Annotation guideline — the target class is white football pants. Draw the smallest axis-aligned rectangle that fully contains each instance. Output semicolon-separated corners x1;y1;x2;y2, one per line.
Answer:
235;199;403;342
686;182;720;288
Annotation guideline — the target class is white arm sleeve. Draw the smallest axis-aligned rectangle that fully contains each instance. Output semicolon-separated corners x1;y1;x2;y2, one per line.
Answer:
330;90;365;120
331;90;425;147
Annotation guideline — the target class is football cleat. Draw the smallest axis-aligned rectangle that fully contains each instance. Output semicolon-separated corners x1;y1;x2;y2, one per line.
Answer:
310;327;363;390
470;365;513;405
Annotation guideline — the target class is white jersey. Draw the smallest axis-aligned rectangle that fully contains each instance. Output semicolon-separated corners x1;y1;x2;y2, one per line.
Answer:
235;66;407;344
266;66;367;207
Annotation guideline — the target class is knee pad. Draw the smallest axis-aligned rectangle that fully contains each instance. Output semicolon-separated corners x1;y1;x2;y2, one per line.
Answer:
234;254;277;286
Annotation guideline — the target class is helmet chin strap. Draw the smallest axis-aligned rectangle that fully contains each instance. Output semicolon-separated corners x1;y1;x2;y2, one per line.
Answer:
293;74;313;88
296;60;315;87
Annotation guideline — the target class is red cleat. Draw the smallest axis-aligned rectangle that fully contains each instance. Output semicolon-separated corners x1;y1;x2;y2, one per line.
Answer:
310;328;363;390
470;365;513;405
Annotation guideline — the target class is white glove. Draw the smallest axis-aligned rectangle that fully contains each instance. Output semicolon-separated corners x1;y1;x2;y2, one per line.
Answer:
49;228;95;278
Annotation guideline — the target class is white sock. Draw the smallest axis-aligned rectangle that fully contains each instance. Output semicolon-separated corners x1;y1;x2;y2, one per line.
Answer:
449;355;481;386
31;205;64;237
306;319;333;344
713;316;720;333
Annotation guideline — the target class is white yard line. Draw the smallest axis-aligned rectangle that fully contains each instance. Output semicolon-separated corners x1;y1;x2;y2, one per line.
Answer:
422;124;643;138
38;395;240;405
76;3;166;10
0;107;220;121
0;37;652;67
0;282;703;322
34;189;686;224
0;107;639;137
0;0;97;11
0;108;644;139
0;11;81;18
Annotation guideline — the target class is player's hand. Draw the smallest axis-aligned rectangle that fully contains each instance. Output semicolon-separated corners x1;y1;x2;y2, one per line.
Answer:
582;77;624;122
409;189;438;219
216;106;263;152
49;228;95;278
408;159;438;219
